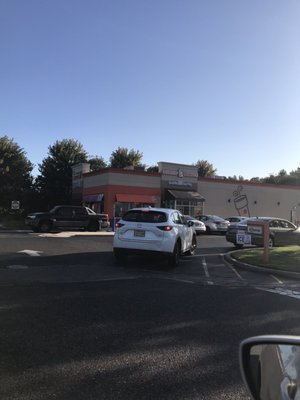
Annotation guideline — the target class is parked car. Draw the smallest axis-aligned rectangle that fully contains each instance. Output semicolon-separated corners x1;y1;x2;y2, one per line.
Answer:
197;215;230;234
225;216;248;224
25;205;103;232
98;213;110;229
183;215;206;235
113;207;197;267
226;216;300;248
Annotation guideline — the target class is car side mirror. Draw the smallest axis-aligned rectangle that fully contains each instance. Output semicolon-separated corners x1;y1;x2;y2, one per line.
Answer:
188;221;194;227
240;335;300;400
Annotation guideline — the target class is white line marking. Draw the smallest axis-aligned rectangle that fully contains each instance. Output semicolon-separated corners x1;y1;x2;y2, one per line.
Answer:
223;258;244;281
256;287;300;300
7;265;28;270
202;257;213;285
18;250;43;257
158;276;195;284
271;275;283;284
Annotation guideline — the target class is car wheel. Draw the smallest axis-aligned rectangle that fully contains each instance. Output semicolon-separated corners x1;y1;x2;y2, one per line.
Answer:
206;226;211;234
88;221;99;232
269;237;275;248
38;220;51;233
187;235;197;255
168;241;181;267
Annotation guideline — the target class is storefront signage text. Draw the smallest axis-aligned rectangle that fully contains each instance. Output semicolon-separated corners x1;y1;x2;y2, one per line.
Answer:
168;180;193;187
162;169;198;178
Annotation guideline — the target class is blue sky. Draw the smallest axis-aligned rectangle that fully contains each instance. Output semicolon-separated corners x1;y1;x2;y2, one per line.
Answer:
1;0;300;178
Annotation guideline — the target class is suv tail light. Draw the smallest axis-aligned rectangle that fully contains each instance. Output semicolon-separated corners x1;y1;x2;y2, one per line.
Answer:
157;226;173;231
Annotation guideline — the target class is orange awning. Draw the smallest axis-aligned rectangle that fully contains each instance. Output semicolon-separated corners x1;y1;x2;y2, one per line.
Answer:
116;194;156;203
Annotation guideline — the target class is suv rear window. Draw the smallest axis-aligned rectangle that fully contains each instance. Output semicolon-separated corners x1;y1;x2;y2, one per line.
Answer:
122;210;167;223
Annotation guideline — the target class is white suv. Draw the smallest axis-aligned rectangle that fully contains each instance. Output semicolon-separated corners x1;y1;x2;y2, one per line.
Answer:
113;207;197;267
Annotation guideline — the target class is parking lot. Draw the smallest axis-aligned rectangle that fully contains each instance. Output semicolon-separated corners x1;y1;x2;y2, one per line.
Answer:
2;231;300;399
1;231;300;293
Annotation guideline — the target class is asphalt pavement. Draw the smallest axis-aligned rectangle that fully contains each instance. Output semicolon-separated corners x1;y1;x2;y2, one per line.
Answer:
2;277;300;400
1;232;300;399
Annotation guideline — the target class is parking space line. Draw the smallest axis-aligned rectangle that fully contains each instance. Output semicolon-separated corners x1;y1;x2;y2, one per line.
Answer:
271;275;283;284
201;257;213;285
223;257;245;281
255;287;300;300
158;276;195;284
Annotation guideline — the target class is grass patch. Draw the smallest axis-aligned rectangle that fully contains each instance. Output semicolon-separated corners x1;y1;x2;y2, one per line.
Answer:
232;246;300;273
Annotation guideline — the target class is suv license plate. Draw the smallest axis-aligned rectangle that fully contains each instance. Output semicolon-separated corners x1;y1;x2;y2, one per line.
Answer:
134;230;145;237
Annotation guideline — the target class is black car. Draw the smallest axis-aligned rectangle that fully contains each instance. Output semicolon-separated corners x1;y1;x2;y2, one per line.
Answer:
226;216;300;248
25;205;103;232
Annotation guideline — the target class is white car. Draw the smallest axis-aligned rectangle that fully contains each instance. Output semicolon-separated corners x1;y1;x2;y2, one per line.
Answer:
113;207;197;267
198;214;230;234
183;215;206;235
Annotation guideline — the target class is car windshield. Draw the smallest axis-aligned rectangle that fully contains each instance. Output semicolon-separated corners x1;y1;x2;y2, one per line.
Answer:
123;210;168;223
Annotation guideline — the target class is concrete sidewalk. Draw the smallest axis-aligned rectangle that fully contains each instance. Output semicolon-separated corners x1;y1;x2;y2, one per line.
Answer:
0;228;115;236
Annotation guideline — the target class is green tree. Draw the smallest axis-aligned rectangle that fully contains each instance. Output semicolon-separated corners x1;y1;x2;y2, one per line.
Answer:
249;177;262;183
88;156;107;171
0;136;33;211
109;147;144;168
194;160;217;177
36;139;88;208
260;169;300;185
262;174;278;184
227;175;245;181
147;165;159;173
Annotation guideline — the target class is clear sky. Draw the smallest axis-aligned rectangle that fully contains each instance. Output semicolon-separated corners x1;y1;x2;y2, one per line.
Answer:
1;0;300;178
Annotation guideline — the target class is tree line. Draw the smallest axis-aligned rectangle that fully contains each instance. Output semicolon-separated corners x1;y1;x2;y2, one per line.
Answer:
1;135;299;213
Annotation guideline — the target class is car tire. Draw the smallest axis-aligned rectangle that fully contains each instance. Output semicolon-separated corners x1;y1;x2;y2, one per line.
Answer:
168;241;181;267
187;235;197;255
38;220;52;233
269;237;275;248
88;221;99;232
206;226;211;234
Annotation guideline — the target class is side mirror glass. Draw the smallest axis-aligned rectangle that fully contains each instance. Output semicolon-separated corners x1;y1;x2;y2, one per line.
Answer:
188;221;194;227
240;336;300;400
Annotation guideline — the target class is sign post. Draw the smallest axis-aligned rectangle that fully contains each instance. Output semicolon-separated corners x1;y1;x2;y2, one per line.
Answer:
247;220;270;264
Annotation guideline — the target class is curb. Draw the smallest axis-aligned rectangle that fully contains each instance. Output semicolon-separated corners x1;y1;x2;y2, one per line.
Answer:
224;251;300;280
0;229;32;233
0;229;115;235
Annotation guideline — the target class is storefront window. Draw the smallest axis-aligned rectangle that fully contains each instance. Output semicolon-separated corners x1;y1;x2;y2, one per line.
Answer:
164;199;204;217
115;202;154;218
